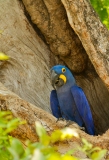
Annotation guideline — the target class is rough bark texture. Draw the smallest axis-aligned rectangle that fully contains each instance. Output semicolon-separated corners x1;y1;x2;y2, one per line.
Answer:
0;0;52;112
21;0;109;134
61;0;109;90
22;0;88;73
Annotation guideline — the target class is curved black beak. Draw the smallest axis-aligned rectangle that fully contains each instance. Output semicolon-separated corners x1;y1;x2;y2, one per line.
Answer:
50;70;65;89
51;70;59;89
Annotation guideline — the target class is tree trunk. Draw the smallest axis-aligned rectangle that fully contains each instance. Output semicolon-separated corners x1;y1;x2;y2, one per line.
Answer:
0;0;109;156
0;0;52;113
61;0;109;90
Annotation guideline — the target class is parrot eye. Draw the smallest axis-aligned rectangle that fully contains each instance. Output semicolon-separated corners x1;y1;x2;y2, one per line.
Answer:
62;68;66;73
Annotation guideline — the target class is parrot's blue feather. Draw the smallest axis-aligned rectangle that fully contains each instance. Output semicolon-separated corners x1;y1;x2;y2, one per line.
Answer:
50;65;95;135
70;86;95;135
50;90;62;118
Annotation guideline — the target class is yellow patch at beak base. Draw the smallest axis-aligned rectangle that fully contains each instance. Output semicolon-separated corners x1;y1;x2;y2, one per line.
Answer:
59;74;67;83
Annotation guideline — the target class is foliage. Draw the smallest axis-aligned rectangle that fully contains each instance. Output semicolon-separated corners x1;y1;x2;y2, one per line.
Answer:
0;111;25;160
80;138;107;160
90;0;109;29
0;111;106;160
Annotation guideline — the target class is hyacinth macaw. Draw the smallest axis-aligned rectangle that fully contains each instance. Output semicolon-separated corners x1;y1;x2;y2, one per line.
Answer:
50;65;95;135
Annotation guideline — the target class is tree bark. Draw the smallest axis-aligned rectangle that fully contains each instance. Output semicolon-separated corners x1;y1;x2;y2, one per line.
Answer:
61;0;109;90
0;0;52;113
22;0;87;73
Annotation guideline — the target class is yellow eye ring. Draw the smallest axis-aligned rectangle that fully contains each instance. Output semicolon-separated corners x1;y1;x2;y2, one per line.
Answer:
62;68;66;73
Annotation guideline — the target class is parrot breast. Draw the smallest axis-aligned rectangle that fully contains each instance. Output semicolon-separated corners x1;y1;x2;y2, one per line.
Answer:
57;86;83;127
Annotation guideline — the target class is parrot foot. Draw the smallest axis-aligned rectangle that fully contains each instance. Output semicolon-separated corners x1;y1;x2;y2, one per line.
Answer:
56;117;66;123
65;120;85;131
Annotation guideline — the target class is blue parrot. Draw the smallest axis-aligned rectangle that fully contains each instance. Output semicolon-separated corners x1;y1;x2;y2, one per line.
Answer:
50;65;95;135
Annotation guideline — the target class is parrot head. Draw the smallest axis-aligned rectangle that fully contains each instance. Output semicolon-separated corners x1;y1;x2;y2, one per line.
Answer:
50;65;76;89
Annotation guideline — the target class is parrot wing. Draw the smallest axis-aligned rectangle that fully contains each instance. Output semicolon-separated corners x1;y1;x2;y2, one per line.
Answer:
71;86;95;135
50;90;62;118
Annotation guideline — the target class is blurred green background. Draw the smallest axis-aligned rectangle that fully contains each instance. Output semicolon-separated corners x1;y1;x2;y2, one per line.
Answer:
90;0;109;29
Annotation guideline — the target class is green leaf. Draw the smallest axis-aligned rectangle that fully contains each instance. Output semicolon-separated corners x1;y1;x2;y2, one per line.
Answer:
47;153;61;160
8;139;24;159
40;134;50;145
62;154;78;160
50;130;62;143
0;149;11;160
35;122;47;138
5;119;20;134
91;149;107;160
82;138;93;151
